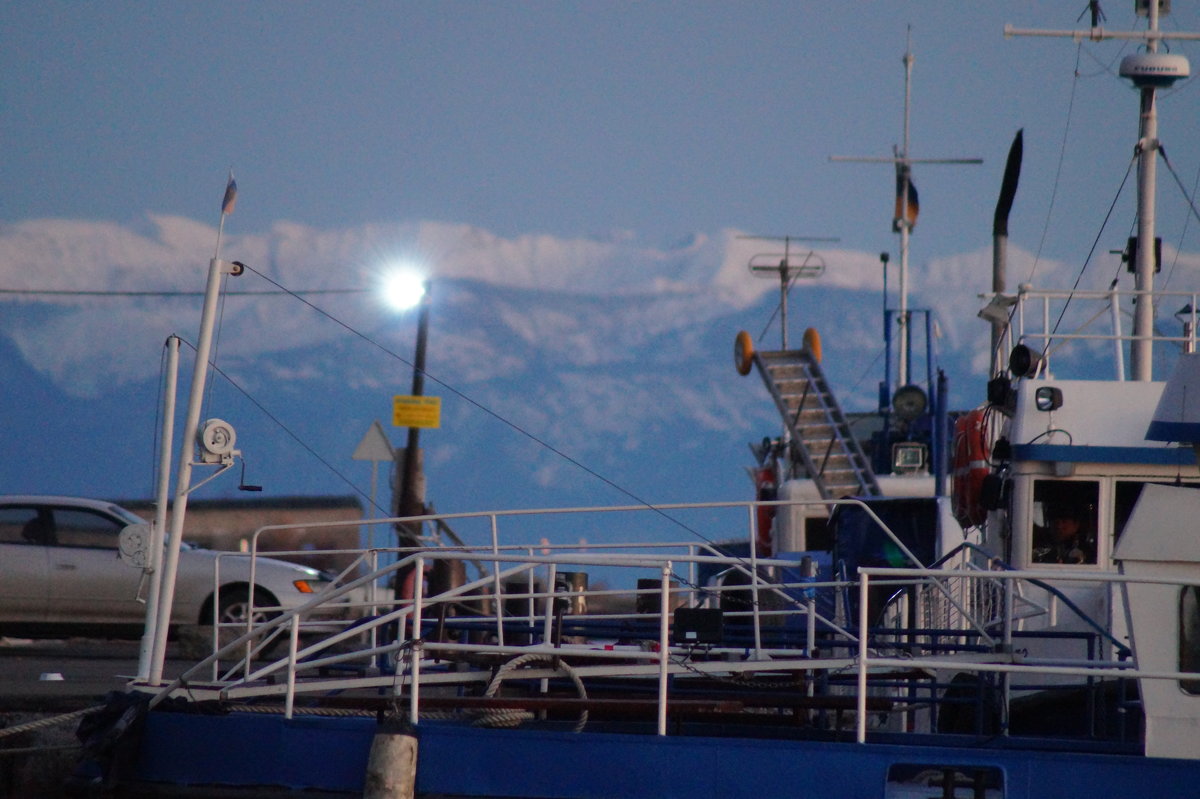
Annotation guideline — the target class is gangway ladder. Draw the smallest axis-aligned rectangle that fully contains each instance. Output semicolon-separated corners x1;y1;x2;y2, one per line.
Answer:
753;347;881;500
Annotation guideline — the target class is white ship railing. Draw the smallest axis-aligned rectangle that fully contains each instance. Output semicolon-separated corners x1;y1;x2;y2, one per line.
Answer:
854;566;1200;743
131;499;1181;746
984;286;1200;378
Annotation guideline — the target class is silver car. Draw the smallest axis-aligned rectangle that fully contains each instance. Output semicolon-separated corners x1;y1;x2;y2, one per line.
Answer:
0;495;359;638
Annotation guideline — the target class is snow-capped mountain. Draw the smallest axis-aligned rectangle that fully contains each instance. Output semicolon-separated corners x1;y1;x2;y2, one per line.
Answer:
1;213;1106;532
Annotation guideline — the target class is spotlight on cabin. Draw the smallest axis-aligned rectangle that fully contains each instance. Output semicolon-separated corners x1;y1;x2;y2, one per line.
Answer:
892;442;927;475
1009;344;1041;378
1035;386;1063;412
891;385;928;422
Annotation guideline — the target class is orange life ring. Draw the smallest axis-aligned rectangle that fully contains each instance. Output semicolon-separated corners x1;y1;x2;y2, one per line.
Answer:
951;408;991;528
734;330;755;376
803;327;822;363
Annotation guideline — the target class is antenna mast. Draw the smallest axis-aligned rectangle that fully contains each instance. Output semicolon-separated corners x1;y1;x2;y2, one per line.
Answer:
1006;5;1197;381
832;29;982;387
741;234;838;349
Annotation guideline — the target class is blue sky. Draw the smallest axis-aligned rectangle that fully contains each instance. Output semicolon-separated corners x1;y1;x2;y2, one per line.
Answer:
9;2;1200;267
5;2;1200;518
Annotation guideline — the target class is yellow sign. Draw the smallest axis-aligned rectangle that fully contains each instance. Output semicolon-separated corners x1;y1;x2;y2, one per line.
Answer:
392;395;441;429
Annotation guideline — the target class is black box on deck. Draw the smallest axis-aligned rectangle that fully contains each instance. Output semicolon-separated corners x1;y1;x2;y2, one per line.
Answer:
672;607;723;645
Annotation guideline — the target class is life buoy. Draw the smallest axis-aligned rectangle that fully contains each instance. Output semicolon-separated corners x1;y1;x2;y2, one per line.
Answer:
753;465;776;557
734;330;754;376
951;408;991;528
803;327;822;363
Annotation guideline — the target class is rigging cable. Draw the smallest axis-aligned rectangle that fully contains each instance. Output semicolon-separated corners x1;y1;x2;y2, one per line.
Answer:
171;335;384;516
1161;161;1200;289
226;264;724;548
1043;152;1137;357
1159;145;1200;286
0;288;368;297
1024;42;1086;287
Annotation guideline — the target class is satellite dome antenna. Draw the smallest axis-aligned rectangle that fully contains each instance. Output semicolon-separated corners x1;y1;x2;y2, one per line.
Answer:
1005;2;1199;380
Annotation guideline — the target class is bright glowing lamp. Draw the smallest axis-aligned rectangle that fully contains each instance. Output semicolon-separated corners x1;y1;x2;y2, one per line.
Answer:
382;270;427;311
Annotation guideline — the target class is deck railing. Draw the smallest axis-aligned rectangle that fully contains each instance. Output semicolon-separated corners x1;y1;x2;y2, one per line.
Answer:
132;498;1198;747
984;286;1200;378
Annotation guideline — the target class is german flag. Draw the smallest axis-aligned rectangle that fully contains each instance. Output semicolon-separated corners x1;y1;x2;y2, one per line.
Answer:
893;168;918;232
221;174;238;216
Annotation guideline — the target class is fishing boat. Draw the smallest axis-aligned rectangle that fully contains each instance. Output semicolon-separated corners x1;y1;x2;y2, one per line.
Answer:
76;6;1200;798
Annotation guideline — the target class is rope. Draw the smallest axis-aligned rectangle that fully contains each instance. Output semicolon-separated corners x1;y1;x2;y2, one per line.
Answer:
0;743;82;758
0;705;105;739
473;653;589;733
230;705;377;717
221;704;480;722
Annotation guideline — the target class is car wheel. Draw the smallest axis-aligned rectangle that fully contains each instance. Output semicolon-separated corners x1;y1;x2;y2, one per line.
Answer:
214;586;280;651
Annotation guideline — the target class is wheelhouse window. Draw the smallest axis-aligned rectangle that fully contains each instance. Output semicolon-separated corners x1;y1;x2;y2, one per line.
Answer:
1181;587;1200;694
1032;480;1098;565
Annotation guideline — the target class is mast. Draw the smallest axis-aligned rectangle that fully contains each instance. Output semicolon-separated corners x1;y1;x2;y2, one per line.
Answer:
1133;6;1162;382
147;178;245;685
1005;6;1197;381
832;29;981;388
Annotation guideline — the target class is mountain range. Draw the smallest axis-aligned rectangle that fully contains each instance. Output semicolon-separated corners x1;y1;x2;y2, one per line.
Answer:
1;213;1139;544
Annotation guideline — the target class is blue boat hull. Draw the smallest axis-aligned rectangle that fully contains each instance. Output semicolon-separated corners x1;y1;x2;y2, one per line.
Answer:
127;710;1200;798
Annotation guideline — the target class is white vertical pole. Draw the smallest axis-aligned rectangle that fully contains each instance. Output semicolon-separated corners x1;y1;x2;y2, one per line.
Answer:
657;562;672;736
285;614;299;719
149;256;235;685
1131;85;1159;381
409;555;425;726
897;43;914;388
857;572;870;744
138;335;179;680
491;516;505;647
1110;287;1126;380
747;505;763;658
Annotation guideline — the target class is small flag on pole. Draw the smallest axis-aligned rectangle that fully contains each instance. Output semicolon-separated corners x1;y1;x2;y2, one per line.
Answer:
221;173;238;216
893;168;919;232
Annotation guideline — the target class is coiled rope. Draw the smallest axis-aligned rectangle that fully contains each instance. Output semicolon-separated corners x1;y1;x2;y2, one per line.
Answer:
473;653;588;733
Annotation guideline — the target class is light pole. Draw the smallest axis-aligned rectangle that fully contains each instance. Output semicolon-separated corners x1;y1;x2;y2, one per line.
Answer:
393;279;431;607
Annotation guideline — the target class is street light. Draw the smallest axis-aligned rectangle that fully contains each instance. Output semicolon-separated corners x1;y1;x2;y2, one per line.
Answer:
382;268;427;312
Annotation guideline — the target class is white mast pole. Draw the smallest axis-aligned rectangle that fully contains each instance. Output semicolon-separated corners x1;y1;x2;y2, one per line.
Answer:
897;38;914;387
137;335;179;680
1006;9;1197;381
831;31;980;392
147;176;239;685
1131;3;1160;382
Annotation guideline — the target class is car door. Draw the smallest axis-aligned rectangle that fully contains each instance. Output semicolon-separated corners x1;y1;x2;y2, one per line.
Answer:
45;505;148;624
0;505;52;622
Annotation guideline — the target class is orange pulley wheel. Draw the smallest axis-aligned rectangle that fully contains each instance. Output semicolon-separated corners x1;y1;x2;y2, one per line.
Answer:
803;327;822;363
734;330;754;376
